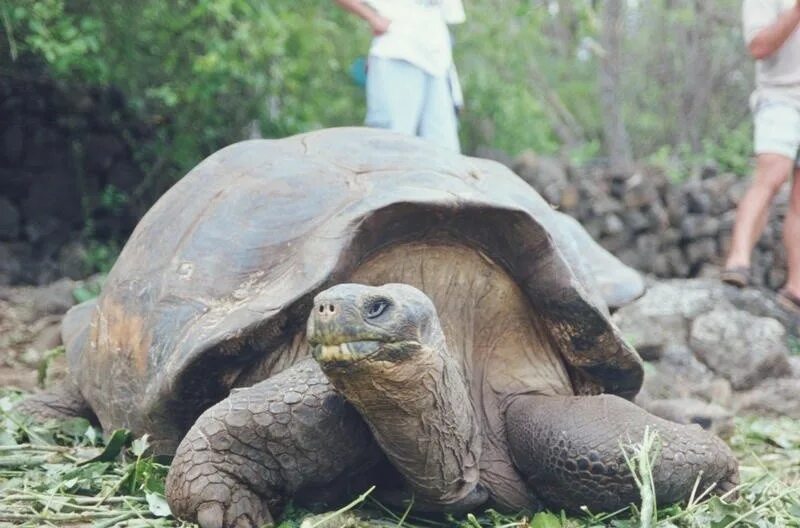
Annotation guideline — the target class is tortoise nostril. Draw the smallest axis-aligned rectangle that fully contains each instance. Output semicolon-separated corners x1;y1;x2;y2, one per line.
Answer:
329;304;335;313
318;305;324;313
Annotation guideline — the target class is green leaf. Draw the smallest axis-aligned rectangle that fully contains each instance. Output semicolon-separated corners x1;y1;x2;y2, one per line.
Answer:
58;417;92;439
0;430;17;446
72;285;97;303
131;434;150;457
531;512;562;528
78;429;131;465
705;496;739;528
146;492;172;517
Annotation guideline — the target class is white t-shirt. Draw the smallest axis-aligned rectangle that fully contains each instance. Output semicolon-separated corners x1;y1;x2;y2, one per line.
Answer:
366;0;465;77
742;0;800;108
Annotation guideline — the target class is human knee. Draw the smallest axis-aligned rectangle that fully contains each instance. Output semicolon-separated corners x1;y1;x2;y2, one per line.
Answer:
754;158;792;194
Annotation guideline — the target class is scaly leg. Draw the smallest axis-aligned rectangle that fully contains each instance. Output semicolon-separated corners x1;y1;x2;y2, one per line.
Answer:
166;359;382;528
505;394;739;513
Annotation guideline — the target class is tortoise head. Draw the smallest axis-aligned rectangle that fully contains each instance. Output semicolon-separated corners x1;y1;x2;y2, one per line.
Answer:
307;283;446;370
306;282;481;504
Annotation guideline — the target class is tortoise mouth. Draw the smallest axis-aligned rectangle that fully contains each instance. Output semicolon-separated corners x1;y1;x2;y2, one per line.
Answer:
311;339;423;368
311;340;383;364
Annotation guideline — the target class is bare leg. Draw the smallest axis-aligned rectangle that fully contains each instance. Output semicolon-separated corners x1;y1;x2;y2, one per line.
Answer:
506;394;738;513
166;359;382;528
783;168;800;297
726;153;793;269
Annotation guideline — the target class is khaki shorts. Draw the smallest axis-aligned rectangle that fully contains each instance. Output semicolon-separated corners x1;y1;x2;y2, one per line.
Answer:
754;100;800;167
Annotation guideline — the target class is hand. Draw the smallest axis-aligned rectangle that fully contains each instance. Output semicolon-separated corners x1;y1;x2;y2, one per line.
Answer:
369;14;391;36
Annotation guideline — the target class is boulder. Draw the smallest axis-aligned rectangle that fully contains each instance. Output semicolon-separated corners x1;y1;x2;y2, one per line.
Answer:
28;278;79;320
690;308;791;390
735;379;800;419
612;280;724;356
635;345;732;406
644;398;734;438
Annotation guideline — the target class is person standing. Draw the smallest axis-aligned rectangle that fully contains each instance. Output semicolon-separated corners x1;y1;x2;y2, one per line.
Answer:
722;0;800;312
335;0;465;152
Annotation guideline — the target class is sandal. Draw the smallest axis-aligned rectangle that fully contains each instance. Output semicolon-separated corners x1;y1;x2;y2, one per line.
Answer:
720;266;750;288
777;288;800;315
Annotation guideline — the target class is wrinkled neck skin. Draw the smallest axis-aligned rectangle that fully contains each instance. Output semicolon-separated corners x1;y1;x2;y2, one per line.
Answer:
321;337;483;508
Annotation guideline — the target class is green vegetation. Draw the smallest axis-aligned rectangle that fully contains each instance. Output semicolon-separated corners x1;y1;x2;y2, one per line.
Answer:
2;0;755;186
1;387;798;527
1;0;757;270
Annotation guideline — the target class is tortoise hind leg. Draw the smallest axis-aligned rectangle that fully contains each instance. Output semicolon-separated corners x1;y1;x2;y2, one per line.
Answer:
166;358;382;528
15;380;97;424
505;394;738;513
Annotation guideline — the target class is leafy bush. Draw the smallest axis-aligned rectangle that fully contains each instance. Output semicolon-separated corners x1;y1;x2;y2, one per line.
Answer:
3;0;369;196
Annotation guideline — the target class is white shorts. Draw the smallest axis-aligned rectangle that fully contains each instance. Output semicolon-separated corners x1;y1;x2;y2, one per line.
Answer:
754;100;800;166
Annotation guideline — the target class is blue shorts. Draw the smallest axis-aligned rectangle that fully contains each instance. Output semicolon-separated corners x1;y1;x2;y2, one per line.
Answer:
365;56;460;152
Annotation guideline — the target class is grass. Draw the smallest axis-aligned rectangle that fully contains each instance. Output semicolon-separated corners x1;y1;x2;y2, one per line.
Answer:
0;389;798;528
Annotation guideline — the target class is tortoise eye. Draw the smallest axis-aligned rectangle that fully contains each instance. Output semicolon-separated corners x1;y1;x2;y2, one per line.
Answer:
365;299;390;319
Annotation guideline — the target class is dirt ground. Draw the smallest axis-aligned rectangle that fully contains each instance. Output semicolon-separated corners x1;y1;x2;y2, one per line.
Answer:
0;286;71;393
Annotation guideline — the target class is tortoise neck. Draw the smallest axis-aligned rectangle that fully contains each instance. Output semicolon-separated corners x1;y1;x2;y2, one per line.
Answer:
324;340;482;507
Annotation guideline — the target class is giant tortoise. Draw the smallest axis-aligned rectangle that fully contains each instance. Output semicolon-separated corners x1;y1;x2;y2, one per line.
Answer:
21;128;737;527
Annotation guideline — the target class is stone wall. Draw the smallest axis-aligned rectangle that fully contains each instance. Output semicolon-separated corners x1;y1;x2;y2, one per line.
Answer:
0;72;145;285
508;151;788;289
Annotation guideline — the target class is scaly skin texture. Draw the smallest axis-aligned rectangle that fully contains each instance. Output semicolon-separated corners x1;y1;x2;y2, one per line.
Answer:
505;394;739;513
165;358;381;528
14;381;96;424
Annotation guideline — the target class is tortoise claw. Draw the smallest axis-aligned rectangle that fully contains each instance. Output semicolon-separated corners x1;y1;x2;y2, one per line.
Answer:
194;496;270;528
196;503;225;528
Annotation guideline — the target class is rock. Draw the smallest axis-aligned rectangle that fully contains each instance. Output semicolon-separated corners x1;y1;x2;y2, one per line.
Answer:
700;161;719;180
624;210;651;233
29;319;63;353
559;184;580;210
474;145;514;169
57;241;90;280
724;285;800;333
686;184;712;214
22;171;83;225
635;345;732;406
28;278;78;320
680;215;720;240
592;196;623;216
735;378;800;418
614;280;721;322
622;174;658;209
512;151;569;206
790;355;800;378
690;308;791;390
0;196;20;240
602;214;625;236
684;238;717;266
666;248;691;277
644;398;734;438
85;133;126;172
1;121;24;164
0;242;26;285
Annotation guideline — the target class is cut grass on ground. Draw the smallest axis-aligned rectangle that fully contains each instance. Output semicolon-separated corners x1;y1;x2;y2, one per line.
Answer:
1;389;798;528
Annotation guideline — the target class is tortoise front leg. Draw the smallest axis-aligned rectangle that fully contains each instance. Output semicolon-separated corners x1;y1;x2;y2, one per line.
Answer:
505;394;739;513
166;358;382;528
15;380;97;424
